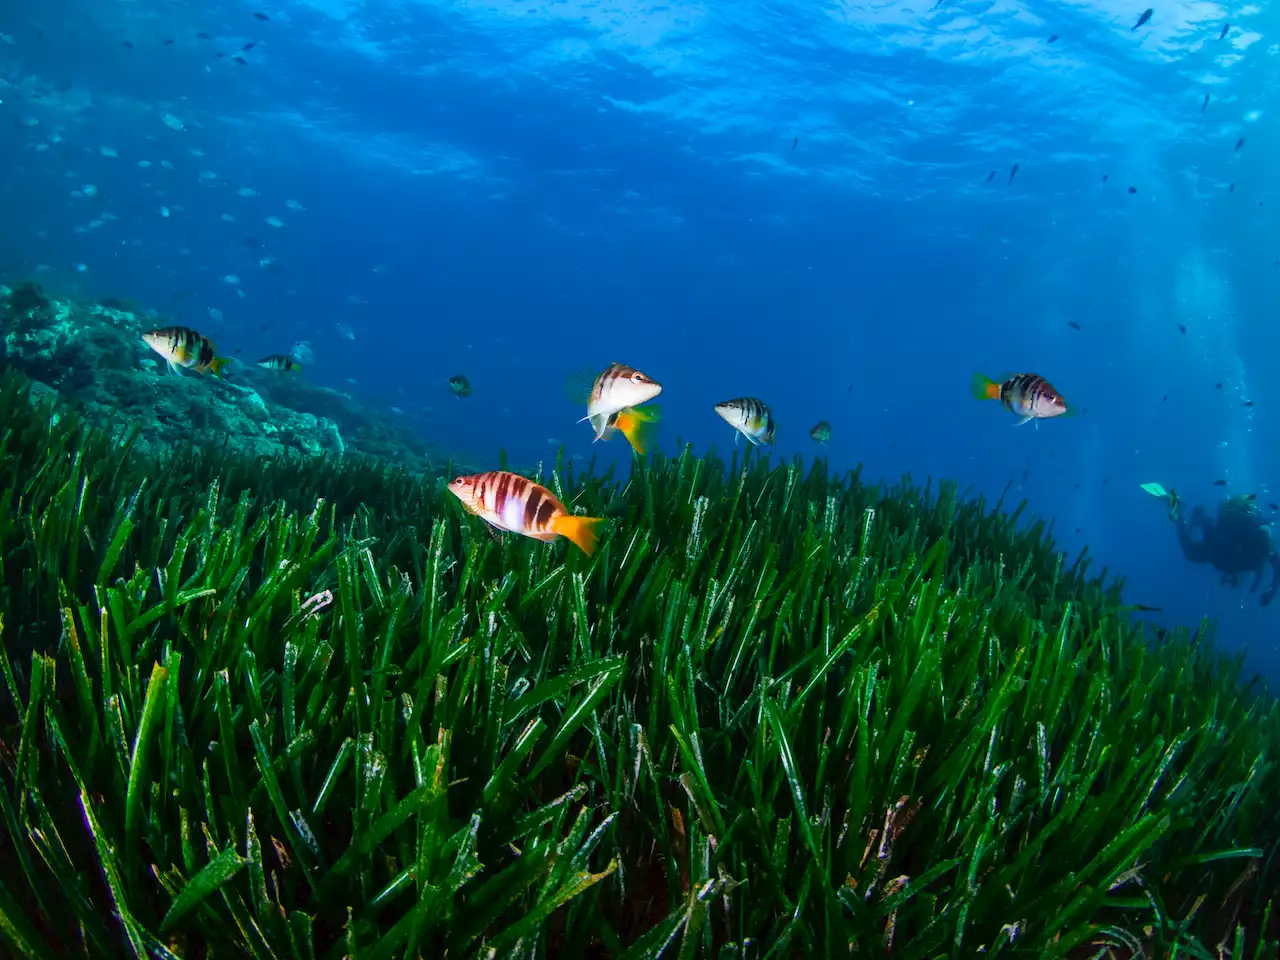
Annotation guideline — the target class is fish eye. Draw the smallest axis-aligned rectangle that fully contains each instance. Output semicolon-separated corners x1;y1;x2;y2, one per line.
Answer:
632;373;647;383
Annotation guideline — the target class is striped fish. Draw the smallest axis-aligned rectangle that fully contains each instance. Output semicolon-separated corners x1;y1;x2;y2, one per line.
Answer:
142;326;230;377
257;354;302;372
969;372;1069;426
448;471;604;556
574;362;662;447
714;397;775;446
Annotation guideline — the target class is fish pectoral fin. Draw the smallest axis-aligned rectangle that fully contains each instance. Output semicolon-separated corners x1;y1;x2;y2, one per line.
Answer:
586;412;612;440
1013;416;1032;427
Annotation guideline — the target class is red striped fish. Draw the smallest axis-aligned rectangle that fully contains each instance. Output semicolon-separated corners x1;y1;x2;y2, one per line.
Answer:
568;362;663;453
448;471;604;556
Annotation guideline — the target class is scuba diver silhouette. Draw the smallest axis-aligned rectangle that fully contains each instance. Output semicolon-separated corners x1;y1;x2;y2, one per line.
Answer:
1143;483;1280;607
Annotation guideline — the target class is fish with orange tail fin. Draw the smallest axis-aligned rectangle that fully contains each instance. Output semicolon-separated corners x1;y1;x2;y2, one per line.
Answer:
568;362;663;443
602;404;662;455
447;470;605;556
970;372;1072;427
142;325;231;377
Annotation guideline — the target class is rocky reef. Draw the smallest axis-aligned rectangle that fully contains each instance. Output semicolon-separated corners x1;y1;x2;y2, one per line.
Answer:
0;279;444;470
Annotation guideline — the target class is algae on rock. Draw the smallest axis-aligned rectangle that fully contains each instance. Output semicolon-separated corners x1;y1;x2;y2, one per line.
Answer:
0;282;437;470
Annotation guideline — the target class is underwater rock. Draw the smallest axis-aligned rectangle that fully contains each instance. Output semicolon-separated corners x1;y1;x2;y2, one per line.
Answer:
0;285;442;470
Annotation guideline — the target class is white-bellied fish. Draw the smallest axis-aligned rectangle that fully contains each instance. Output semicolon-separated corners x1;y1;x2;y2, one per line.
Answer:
569;362;662;454
449;374;472;398
970;372;1071;426
715;397;775;446
142;326;230;377
809;420;831;445
448;470;604;556
257;354;301;372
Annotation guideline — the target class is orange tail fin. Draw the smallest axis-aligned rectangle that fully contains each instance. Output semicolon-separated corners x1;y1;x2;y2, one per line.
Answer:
209;356;232;379
551;514;604;556
969;372;999;400
614;404;661;455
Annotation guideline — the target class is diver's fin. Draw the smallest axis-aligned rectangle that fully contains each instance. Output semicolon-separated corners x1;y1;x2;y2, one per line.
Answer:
1140;482;1169;498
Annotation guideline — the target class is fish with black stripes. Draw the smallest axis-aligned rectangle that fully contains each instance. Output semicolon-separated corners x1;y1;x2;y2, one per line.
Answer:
141;325;231;377
715;397;776;446
970;372;1072;426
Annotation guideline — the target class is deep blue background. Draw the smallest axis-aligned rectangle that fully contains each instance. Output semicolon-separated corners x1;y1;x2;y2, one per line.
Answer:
2;0;1277;679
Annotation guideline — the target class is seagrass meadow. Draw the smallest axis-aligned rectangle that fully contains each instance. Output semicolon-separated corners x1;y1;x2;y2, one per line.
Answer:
0;370;1278;960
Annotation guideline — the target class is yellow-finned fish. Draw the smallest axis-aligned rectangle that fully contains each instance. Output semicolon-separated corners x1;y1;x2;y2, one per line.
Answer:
257;354;301;372
970;372;1070;426
570;362;662;454
599;406;662;455
448;470;605;556
142;326;231;377
715;397;775;446
449;374;472;398
809;420;831;445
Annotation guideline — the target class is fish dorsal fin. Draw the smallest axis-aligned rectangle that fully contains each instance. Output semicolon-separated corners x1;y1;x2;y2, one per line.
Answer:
564;367;600;406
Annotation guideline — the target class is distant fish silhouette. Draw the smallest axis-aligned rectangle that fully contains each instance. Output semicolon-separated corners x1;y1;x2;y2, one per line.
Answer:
1128;185;1137;194
986;170;995;182
1067;321;1081;331
1102;174;1108;182
1229;183;1235;193
1219;23;1229;40
1048;34;1058;43
253;11;271;20
1235;137;1245;151
1007;163;1019;185
1201;93;1209;113
1131;8;1153;30
791;136;797;153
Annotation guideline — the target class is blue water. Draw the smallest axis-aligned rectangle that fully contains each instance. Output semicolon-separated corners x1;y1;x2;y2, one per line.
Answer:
2;0;1277;681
